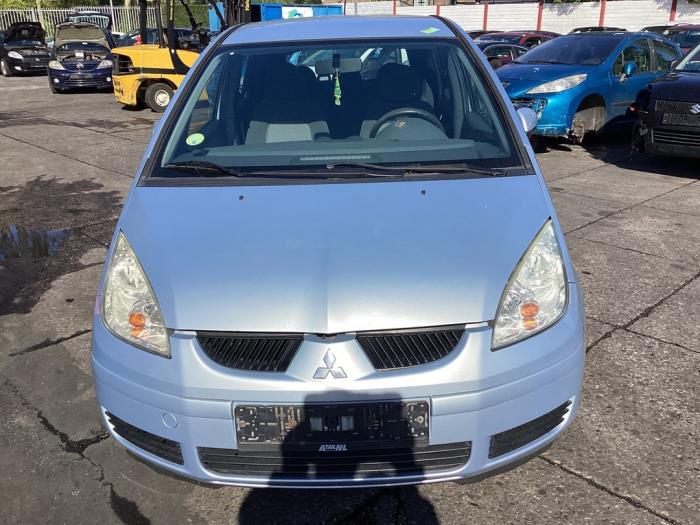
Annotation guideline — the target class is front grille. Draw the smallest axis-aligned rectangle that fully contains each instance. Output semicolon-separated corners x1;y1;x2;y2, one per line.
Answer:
112;54;134;75
489;401;571;459
655;100;697;113
198;442;471;478
197;332;303;372
107;412;183;464
653;129;700;146
356;325;464;370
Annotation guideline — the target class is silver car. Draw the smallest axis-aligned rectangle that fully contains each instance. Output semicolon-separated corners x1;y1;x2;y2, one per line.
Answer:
92;16;584;488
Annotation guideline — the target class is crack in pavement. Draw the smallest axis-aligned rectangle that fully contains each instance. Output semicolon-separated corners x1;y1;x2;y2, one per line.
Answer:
564;180;698;237
586;268;700;355
623;328;700;356
567;233;696;265
0;130;133;179
9;329;92;357
1;375;152;525
537;456;682;524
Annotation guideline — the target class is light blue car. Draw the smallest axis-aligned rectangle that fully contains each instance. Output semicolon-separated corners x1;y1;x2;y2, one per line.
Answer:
497;31;682;141
92;15;584;488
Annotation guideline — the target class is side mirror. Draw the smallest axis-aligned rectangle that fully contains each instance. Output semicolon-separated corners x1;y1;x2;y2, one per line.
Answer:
620;61;636;81
516;107;538;133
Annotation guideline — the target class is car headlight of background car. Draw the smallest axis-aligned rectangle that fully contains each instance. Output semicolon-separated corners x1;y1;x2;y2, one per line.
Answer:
8;51;23;60
526;74;587;94
102;232;170;357
97;60;113;69
48;60;65;70
492;220;567;350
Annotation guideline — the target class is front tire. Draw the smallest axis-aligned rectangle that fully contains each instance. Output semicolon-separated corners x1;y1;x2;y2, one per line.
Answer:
145;82;174;113
1;59;14;77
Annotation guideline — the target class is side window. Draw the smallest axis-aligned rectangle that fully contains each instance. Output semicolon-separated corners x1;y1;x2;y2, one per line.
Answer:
524;37;541;48
612;53;623;75
622;39;652;73
654;41;680;70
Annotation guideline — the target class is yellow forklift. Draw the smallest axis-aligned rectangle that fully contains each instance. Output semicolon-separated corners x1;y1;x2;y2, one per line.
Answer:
111;0;249;112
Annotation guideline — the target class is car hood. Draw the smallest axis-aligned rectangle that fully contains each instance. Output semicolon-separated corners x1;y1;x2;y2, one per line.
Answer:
119;176;552;334
648;71;700;102
4;22;45;42
54;23;109;48
497;63;592;83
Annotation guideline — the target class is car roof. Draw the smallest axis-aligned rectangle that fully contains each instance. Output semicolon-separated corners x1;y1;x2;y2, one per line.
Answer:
223;16;456;46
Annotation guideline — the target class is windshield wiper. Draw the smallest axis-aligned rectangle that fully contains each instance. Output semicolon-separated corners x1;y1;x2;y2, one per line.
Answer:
163;160;243;177
326;162;506;177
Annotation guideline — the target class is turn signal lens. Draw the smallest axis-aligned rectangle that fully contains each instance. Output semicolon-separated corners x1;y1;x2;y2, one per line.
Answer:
492;221;567;350
102;233;170;357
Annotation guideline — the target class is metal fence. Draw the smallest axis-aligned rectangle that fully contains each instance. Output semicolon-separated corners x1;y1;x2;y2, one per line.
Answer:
0;6;157;37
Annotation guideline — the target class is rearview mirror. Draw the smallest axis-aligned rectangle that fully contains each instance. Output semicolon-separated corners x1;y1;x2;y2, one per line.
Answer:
620;61;636;81
516;107;538;133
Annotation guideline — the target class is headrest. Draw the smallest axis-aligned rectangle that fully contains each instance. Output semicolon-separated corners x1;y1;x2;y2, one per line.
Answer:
376;63;422;102
263;62;312;100
315;58;362;76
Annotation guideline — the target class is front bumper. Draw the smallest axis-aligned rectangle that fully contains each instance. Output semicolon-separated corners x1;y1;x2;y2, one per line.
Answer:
638;117;700;159
49;67;112;89
92;285;585;488
508;92;575;138
7;55;49;73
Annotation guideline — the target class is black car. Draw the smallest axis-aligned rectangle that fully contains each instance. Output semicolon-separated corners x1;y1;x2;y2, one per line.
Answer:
633;44;700;158
0;22;51;77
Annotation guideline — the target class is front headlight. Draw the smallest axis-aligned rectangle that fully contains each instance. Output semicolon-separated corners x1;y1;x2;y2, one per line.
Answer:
48;60;64;70
526;74;587;94
102;232;170;357
97;59;113;69
492;220;567;350
8;51;23;59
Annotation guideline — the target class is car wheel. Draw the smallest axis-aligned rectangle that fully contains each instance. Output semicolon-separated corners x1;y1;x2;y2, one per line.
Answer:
1;59;14;77
145;82;174;113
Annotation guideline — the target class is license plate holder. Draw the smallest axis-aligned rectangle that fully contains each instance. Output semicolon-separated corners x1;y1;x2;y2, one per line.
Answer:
234;401;429;449
662;112;700;126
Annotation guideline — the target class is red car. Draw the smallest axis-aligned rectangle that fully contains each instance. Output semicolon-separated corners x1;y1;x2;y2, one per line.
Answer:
475;31;557;48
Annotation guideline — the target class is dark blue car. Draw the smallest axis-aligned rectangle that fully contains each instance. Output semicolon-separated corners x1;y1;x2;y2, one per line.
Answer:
48;22;115;93
497;32;682;142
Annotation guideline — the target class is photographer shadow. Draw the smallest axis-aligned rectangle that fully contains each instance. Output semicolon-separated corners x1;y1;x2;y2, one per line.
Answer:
238;391;438;524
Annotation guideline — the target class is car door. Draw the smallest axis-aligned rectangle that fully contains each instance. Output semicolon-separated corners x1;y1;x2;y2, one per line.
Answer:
610;38;655;119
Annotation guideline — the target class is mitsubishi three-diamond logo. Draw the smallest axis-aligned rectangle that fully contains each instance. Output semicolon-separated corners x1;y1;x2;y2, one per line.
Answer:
313;349;347;379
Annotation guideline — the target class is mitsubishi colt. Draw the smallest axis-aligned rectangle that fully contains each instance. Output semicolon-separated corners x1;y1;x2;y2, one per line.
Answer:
91;16;585;488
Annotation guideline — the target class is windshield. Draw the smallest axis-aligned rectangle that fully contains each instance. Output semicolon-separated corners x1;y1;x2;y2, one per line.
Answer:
516;35;622;65
669;29;700;49
676;44;700;71
154;39;522;179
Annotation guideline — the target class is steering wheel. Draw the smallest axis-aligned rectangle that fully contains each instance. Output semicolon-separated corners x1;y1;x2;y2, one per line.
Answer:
369;107;445;138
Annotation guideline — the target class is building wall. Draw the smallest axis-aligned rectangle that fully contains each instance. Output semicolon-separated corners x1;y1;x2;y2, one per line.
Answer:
346;0;700;33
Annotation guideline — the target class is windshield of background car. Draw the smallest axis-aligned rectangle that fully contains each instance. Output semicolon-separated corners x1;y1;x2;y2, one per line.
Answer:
154;39;523;178
677;45;700;71
516;35;622;65
669;29;700;49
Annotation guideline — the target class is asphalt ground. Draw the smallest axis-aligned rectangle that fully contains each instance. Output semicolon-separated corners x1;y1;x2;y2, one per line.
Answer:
0;73;698;525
